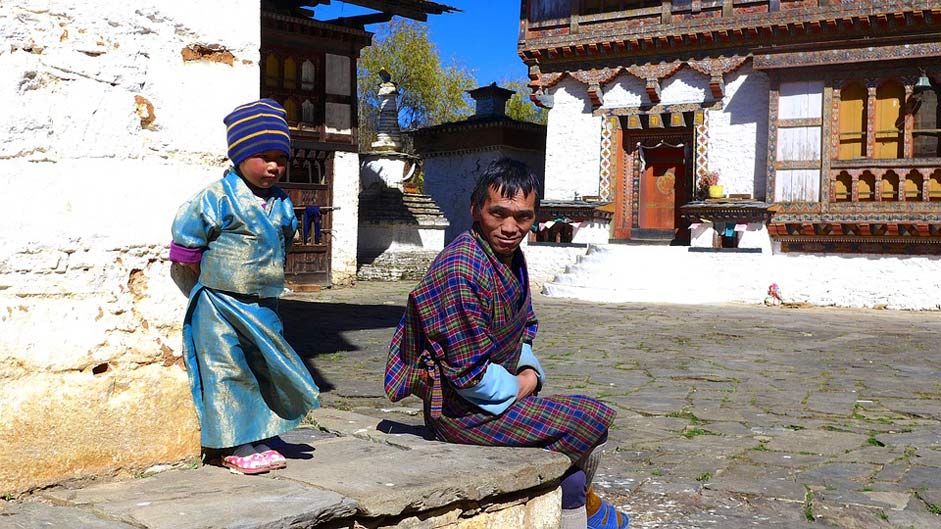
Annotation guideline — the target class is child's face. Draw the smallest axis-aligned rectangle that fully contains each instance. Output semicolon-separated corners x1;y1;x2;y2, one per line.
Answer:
238;150;288;189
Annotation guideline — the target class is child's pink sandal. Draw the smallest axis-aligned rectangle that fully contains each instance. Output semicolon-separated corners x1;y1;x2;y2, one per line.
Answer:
259;449;287;470
222;452;271;475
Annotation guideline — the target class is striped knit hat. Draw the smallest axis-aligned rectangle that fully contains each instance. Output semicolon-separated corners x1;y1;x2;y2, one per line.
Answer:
223;98;291;166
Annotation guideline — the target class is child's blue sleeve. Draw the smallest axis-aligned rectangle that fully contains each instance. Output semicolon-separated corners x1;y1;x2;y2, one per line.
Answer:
281;194;298;259
171;191;220;250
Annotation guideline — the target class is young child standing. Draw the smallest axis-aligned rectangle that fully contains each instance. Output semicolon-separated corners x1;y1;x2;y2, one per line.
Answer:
169;99;320;475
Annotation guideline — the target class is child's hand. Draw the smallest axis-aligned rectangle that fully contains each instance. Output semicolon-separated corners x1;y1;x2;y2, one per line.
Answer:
170;261;200;296
184;262;200;276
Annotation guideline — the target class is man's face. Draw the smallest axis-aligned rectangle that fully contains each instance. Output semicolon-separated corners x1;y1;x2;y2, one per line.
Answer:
238;150;288;190
471;185;536;257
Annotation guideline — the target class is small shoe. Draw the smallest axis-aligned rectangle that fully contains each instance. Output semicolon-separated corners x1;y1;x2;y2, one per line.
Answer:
586;487;629;529
222;453;270;475
259;449;287;470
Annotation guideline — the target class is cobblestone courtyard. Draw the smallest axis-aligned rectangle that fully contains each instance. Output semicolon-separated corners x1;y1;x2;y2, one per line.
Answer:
283;282;941;529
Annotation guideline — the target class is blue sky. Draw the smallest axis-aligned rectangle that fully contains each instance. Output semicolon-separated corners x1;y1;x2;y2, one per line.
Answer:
311;1;528;87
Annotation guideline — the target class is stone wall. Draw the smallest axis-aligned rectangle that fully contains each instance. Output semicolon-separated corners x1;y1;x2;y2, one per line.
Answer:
0;0;259;494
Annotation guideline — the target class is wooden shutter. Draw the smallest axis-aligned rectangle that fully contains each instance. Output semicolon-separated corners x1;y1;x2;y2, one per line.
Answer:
774;81;823;202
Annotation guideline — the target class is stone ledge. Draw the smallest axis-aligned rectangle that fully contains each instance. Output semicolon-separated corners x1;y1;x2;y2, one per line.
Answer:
19;409;569;529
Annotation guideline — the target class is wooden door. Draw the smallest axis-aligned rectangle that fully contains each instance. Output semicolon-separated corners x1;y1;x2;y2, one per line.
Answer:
280;150;333;288
639;146;685;231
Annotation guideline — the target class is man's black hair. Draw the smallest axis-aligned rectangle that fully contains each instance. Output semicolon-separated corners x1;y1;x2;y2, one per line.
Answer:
470;158;541;213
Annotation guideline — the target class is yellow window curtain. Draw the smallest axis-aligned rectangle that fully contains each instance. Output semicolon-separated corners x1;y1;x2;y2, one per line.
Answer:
284;57;297;90
265;54;279;88
283;98;299;123
874;81;904;159
838;82;866;160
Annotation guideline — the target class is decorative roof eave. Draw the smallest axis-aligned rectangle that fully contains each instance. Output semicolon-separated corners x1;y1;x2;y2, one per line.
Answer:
519;2;941;61
262;11;372;38
753;41;941;70
527;56;749;107
409;116;547;137
269;0;459;23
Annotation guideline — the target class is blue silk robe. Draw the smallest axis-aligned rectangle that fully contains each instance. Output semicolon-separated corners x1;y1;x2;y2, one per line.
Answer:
172;169;320;449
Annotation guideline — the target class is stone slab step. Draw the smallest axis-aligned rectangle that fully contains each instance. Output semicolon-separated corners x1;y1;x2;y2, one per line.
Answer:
20;410;570;529
41;458;356;529
0;502;138;529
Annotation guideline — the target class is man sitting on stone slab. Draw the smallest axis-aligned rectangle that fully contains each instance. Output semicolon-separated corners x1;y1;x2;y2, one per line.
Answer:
385;158;629;529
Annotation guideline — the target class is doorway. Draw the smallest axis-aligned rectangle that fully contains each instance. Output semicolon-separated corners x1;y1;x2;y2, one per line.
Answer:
616;125;693;244
639;144;687;234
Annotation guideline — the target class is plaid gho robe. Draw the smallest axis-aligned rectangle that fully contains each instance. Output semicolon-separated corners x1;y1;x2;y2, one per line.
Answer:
386;228;615;461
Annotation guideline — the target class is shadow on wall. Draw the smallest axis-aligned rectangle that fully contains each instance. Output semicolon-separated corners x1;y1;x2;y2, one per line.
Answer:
280;299;405;392
724;70;770;200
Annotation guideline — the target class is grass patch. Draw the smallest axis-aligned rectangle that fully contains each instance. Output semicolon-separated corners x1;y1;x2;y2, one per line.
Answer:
877;510;888;521
752;442;769;452
651;470;663;477
917;492;941;515
696;472;712;482
890;446;917;464
867;435;886;447
803;486;815;522
666;410;703;425
822;424;853;433
682;427;717;439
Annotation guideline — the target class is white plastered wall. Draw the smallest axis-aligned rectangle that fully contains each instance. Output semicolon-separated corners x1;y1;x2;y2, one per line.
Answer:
544;78;602;200
707;65;771;199
0;0;259;494
424;148;546;244
331;151;360;285
597;64;771;200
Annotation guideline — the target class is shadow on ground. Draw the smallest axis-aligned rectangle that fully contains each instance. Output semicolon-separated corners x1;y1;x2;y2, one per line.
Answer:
280;299;404;393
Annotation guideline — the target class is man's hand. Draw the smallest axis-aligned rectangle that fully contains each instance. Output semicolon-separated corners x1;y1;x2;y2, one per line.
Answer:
516;369;538;400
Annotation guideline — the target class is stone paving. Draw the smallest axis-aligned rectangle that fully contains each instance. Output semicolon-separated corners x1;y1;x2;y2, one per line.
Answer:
280;281;941;529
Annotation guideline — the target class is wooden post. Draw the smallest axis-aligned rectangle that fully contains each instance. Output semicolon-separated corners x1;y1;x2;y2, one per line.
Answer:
723;0;733;17
570;0;579;35
662;0;672;24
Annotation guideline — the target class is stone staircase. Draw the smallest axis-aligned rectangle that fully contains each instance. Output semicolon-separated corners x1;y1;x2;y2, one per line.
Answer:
542;244;772;304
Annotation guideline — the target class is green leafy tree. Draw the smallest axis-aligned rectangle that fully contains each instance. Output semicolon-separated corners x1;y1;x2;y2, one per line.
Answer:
503;80;549;125
358;19;474;151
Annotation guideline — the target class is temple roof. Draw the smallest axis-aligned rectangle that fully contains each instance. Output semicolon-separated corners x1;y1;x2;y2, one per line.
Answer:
265;0;459;23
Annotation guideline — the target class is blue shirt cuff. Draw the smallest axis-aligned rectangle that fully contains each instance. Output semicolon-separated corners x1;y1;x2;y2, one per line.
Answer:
454;363;519;415
517;342;546;386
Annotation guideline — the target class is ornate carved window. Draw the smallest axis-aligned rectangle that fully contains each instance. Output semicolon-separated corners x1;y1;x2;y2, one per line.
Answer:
301;99;315;124
912;82;940;158
284;57;297;90
858;172;875;202
880;171;899;201
530;0;570;22
834;172;851;202
837;82;866;160
301;60;315;91
904;171;924;200
283;98;299;123
874;80;904;159
265;54;280;88
929;170;941;201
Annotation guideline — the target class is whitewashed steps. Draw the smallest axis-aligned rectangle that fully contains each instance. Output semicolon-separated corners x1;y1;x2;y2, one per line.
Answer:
542;245;771;305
